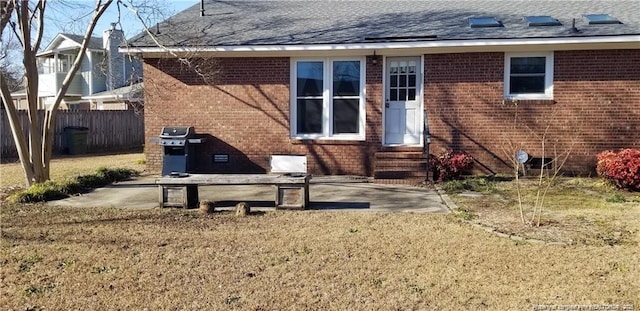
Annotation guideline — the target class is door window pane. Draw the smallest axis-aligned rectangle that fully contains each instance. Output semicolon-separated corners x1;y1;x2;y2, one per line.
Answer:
408;61;417;73
399;75;407;87
390;75;398;87
399;89;407;100
408;75;416;87
390;89;398;101
297;62;323;96
408;89;416;100
399;61;407;73
390;62;398;73
333;61;360;96
333;99;359;134
296;99;323;134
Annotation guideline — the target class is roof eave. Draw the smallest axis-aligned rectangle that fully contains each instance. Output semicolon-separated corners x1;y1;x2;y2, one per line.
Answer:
121;34;640;57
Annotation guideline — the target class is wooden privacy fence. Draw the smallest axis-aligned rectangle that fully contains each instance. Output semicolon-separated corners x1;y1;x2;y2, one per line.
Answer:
1;110;144;159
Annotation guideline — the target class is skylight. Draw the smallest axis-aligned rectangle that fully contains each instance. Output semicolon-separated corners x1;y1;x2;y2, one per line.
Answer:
469;17;502;28
584;14;622;25
525;16;562;27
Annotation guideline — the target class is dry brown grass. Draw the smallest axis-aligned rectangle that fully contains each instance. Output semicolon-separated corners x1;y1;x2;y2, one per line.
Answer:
0;153;146;189
1;203;638;310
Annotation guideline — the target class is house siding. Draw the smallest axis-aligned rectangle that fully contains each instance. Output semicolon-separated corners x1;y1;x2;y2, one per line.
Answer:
425;49;640;174
80;52;93;95
143;57;382;175
144;50;639;176
91;51;107;94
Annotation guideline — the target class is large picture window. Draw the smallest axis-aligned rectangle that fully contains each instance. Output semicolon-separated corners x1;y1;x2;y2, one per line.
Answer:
504;52;554;100
292;58;365;140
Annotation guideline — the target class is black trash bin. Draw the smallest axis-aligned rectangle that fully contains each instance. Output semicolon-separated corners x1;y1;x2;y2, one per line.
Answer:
64;126;89;155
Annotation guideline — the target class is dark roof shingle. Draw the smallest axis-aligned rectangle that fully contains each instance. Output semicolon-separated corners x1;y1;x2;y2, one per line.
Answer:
60;33;104;50
128;0;640;47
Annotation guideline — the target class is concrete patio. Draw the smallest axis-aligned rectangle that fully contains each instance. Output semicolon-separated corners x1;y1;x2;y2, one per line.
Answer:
48;175;451;213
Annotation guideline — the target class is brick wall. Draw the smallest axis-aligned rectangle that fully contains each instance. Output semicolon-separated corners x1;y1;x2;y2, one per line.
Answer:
425;49;640;174
143;56;383;176
144;50;639;177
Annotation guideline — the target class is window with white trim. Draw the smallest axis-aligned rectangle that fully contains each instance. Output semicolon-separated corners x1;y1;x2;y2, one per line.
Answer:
291;58;365;140
504;52;554;100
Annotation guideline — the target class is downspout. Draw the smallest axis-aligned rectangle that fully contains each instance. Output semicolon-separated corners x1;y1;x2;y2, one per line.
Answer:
88;50;93;96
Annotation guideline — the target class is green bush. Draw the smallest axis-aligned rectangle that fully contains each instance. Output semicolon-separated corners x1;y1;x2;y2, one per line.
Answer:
10;181;67;203
95;167;134;181
9;167;137;203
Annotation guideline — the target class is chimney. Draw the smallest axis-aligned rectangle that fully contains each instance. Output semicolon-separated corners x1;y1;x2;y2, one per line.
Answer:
103;23;119;49
103;23;126;90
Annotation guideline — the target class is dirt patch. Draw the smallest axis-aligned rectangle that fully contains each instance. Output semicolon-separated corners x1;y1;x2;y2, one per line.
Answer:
1;203;638;310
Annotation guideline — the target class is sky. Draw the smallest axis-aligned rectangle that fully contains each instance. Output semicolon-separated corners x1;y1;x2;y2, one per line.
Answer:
43;0;199;44
2;1;198;72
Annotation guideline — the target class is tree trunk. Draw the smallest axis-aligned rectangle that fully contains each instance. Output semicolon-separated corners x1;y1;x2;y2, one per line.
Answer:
1;75;36;186
1;0;114;187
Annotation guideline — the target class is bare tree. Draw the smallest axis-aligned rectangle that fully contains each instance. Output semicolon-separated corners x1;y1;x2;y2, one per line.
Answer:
1;0;113;186
500;100;577;227
1;0;214;186
1;36;22;92
1;1;20;90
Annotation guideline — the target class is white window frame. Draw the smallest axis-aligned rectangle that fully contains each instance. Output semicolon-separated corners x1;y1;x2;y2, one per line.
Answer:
290;57;366;140
504;52;554;100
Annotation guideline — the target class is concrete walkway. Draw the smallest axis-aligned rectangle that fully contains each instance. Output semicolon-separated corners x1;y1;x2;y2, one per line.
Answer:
47;175;450;213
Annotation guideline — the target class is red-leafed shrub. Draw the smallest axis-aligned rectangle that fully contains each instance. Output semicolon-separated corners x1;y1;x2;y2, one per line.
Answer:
429;151;474;182
596;149;640;191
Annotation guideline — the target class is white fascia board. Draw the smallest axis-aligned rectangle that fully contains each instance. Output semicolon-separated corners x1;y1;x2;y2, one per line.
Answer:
38;34;87;56
82;94;141;100
64;99;90;104
39;34;69;54
58;34;84;46
82;94;121;100
120;35;640;56
36;48;103;58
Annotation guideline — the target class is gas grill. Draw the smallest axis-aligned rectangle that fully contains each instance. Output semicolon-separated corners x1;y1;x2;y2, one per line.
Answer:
159;126;202;175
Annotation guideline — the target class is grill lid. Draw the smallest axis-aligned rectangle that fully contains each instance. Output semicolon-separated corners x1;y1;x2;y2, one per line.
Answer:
160;126;194;139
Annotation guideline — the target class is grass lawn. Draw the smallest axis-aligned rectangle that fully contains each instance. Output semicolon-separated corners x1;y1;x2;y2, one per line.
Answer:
1;204;638;310
0;153;146;190
1;154;639;310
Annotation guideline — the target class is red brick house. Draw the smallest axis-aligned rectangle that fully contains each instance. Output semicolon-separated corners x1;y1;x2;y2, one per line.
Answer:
124;0;640;182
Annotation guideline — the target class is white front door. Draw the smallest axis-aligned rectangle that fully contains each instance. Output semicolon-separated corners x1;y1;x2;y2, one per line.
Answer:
384;57;422;146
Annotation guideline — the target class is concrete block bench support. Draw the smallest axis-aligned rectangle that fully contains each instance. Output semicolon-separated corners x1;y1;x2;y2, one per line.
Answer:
156;174;310;209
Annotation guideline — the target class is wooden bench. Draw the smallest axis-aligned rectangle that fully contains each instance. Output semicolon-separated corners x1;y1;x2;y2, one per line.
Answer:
156;155;310;209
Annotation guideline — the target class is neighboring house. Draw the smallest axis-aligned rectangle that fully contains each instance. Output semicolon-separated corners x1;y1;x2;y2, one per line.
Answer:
12;23;142;110
123;0;640;182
